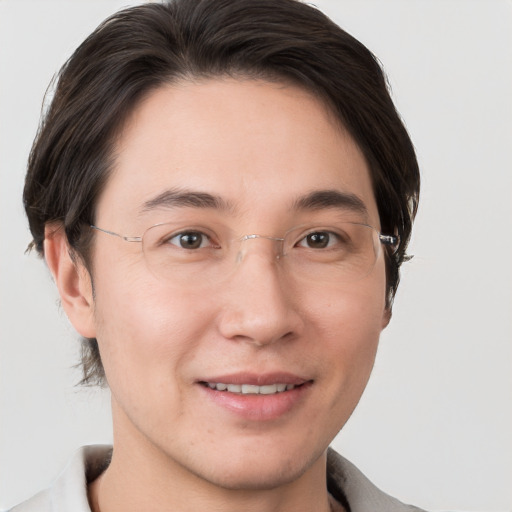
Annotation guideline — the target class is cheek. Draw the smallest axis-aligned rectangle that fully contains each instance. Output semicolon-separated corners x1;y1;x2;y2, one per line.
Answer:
288;276;385;442
90;261;213;394
306;269;387;381
319;297;382;376
310;266;387;337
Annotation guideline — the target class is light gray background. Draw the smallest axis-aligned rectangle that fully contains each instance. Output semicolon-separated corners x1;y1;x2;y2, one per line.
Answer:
1;1;511;511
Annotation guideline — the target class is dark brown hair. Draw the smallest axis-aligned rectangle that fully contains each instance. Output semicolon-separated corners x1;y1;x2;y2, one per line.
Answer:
24;0;420;386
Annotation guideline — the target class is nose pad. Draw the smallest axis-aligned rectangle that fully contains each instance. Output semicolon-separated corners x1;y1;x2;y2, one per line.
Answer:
235;234;285;264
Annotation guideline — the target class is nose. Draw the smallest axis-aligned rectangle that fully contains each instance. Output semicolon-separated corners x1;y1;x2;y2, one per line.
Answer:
217;238;304;347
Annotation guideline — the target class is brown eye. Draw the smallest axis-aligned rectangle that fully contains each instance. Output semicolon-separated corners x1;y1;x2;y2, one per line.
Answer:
169;231;209;250
299;231;336;249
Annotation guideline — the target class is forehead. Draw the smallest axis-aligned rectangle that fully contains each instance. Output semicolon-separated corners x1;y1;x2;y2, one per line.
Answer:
97;79;379;228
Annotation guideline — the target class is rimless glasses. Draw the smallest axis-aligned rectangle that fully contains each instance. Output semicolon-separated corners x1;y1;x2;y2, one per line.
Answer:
90;221;398;285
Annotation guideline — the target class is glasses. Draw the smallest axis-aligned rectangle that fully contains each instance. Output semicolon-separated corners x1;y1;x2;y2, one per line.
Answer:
90;221;398;286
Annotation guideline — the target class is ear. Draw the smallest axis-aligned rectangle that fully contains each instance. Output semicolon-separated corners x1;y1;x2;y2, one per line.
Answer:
44;223;96;338
381;306;392;329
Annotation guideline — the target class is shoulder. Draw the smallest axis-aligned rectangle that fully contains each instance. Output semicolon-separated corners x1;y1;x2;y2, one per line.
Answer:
327;448;428;512
7;445;112;512
7;491;52;512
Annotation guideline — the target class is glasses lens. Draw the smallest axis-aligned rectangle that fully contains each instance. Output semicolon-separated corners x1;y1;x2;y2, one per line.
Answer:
142;222;381;285
282;223;379;283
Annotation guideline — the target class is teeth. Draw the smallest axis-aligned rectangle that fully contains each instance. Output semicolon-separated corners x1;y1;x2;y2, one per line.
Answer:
206;382;296;394
259;384;277;395
241;384;260;394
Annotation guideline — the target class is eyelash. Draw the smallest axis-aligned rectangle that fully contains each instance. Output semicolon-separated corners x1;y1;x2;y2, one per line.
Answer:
296;230;344;249
166;230;216;250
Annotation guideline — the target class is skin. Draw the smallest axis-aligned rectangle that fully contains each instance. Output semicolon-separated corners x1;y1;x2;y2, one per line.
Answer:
45;79;390;512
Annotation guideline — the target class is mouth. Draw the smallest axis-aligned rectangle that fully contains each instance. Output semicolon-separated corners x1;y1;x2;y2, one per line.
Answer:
197;374;312;421
199;382;303;395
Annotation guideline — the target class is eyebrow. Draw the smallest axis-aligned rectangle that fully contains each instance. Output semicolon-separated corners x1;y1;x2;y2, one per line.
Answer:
292;189;369;217
139;187;368;219
139;188;233;214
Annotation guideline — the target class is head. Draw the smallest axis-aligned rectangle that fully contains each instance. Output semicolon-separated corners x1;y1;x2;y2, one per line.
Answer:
24;0;419;491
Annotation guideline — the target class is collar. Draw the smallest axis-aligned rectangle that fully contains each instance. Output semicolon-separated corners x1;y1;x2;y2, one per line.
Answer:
10;445;426;512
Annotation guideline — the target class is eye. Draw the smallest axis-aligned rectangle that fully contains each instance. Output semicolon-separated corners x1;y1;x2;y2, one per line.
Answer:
297;231;340;249
168;231;212;250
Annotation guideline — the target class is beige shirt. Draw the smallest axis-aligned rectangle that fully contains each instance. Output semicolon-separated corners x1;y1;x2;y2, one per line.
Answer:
9;446;427;512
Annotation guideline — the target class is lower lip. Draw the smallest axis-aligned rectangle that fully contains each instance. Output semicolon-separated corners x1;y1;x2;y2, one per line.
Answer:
199;382;312;421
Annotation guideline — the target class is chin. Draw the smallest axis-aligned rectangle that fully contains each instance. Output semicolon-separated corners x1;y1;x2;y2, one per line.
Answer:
199;463;306;492
188;443;327;491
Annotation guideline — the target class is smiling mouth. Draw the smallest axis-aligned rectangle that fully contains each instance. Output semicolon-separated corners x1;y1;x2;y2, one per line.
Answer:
200;382;305;395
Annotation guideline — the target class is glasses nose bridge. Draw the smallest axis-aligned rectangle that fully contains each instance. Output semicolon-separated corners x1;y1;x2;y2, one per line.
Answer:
235;234;286;263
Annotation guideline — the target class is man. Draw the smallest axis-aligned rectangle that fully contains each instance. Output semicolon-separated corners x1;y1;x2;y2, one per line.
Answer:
12;0;421;510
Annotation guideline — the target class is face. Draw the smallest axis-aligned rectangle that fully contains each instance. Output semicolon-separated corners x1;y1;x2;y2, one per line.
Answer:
81;79;389;489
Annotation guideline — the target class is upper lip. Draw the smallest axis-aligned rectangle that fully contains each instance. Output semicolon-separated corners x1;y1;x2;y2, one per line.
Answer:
198;372;311;386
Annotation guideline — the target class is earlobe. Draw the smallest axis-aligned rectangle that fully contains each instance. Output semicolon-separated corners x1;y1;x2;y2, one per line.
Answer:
381;306;392;329
44;224;96;338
